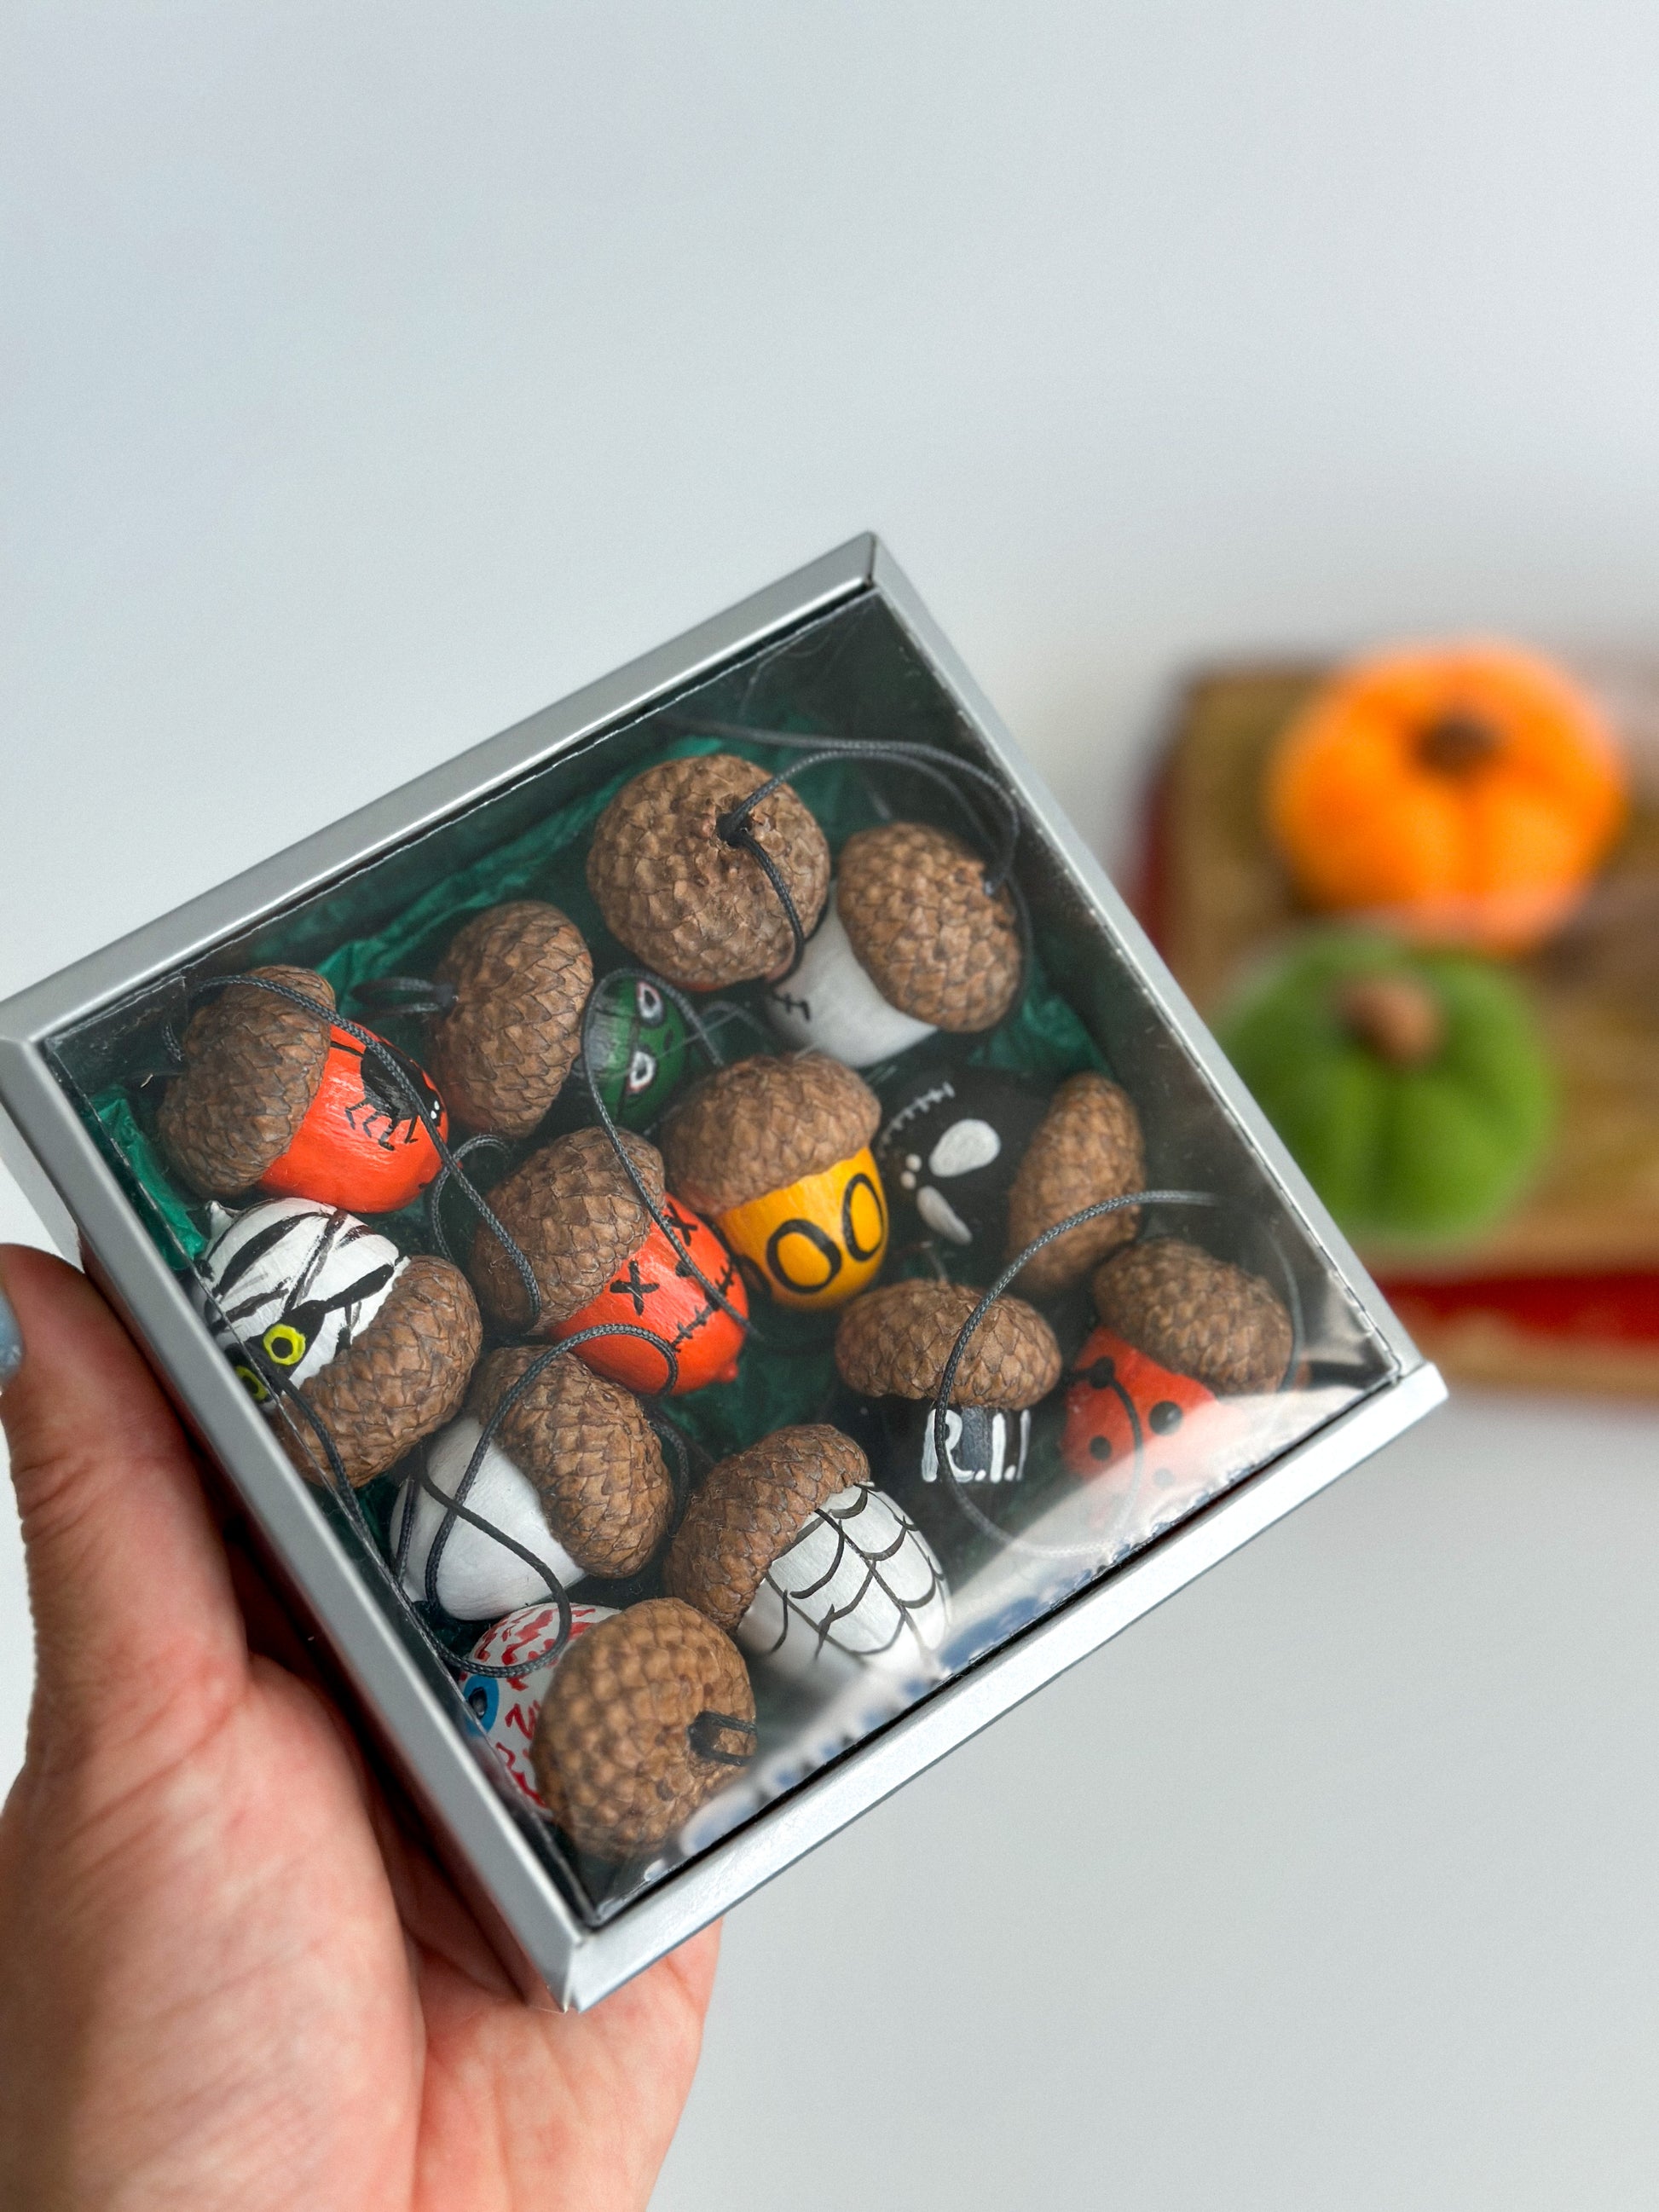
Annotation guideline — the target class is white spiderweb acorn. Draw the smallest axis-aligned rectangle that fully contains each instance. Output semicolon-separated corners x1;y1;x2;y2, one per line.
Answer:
666;1423;950;1686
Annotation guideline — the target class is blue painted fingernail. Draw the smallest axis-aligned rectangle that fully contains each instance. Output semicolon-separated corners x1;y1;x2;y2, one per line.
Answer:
0;1281;21;1391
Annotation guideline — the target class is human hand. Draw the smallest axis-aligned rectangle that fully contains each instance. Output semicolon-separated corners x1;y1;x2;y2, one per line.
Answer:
0;1245;716;2211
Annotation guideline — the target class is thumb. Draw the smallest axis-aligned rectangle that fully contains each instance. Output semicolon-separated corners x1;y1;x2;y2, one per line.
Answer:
0;1245;247;1766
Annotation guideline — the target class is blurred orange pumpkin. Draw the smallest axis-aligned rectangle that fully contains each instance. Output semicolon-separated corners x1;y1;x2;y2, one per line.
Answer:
1265;643;1627;952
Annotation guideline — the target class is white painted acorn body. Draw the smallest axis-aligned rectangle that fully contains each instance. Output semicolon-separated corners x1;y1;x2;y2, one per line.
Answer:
458;1601;616;1809
737;1483;949;1685
392;1416;581;1620
194;1197;405;1397
763;886;936;1068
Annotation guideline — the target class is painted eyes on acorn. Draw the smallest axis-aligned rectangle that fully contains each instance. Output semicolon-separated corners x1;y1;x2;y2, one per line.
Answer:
230;1320;309;1403
233;1362;271;1405
716;1152;889;1309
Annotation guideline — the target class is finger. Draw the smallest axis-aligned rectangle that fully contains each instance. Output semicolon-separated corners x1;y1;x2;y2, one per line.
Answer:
0;1245;247;1760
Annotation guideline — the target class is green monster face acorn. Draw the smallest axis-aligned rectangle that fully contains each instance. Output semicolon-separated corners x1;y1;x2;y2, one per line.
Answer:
585;974;690;1129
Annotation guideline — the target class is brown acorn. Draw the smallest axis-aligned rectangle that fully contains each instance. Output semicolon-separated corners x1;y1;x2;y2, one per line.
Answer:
468;1345;674;1579
283;1255;482;1487
1090;1238;1292;1395
836;822;1021;1032
835;1277;1061;1408
157;966;334;1198
666;1425;870;1633
427;901;593;1137
586;753;830;990
468;1126;666;1333
1004;1072;1146;1298
662;1053;880;1216
532;1598;755;1861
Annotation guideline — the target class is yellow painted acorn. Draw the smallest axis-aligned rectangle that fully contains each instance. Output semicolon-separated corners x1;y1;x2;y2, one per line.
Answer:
662;1053;887;1309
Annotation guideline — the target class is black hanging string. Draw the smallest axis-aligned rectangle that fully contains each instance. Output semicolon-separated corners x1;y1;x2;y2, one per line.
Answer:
687;1710;759;1764
927;1191;1304;1562
650;1412;693;1525
427;1132;514;1269
181;970;546;1332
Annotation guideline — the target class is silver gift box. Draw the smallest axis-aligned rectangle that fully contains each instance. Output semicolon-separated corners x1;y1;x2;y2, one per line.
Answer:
0;537;1443;2007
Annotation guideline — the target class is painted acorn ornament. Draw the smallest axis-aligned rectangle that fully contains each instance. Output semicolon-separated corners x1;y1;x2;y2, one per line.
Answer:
668;1425;948;1686
583;972;691;1129
459;1601;616;1811
393;1348;674;1617
551;1200;748;1395
1061;1325;1228;1552
468;1128;746;1394
194;1197;480;1487
156;966;448;1212
662;1053;887;1310
532;1598;756;1862
765;823;1022;1066
393;1416;582;1619
1090;1239;1293;1395
426;900;593;1138
587;753;830;990
876;1065;1049;1273
260;1028;448;1214
833;1276;1061;1566
1005;1071;1147;1298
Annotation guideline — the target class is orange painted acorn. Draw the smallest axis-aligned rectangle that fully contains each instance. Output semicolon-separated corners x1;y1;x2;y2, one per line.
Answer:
552;1201;749;1396
259;1026;448;1214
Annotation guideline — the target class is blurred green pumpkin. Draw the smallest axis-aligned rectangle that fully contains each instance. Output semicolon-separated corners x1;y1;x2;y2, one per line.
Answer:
1217;933;1555;1247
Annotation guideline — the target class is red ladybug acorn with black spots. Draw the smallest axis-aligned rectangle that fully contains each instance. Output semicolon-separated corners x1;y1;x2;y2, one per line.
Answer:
1061;1325;1225;1546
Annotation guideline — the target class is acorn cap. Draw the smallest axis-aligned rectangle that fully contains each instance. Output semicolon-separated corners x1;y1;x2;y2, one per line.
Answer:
835;1278;1061;1408
428;901;592;1137
587;753;830;990
469;1127;666;1331
1005;1072;1146;1298
1090;1238;1292;1395
532;1597;755;1861
157;966;335;1198
283;1254;482;1487
665;1424;870;1632
469;1345;674;1579
662;1053;881;1216
837;823;1021;1031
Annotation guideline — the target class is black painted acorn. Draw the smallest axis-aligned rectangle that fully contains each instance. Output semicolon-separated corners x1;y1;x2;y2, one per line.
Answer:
875;1065;1049;1276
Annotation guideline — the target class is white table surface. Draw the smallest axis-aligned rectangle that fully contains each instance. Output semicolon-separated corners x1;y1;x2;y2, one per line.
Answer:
5;4;1659;2203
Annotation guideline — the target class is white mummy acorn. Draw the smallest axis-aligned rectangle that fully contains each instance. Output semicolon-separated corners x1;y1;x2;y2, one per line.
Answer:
666;1424;949;1685
194;1196;480;1486
392;1346;676;1619
458;1600;616;1811
766;823;1022;1066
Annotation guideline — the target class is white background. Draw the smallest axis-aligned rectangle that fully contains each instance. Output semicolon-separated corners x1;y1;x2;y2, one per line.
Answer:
5;5;1659;2204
